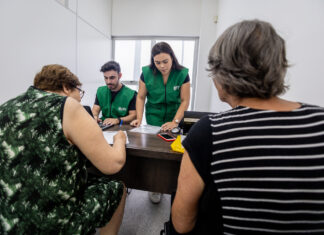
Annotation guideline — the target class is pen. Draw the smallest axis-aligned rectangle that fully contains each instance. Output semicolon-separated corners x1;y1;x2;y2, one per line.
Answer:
119;119;123;127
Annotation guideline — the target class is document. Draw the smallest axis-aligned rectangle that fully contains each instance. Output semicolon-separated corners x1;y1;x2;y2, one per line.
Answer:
180;135;186;142
103;131;129;144
129;125;161;134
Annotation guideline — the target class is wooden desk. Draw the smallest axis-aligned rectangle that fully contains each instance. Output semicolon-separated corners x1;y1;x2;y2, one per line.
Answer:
89;125;183;194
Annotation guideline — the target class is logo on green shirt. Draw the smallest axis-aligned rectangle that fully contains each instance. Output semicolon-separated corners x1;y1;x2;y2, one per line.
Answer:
118;107;127;111
173;86;180;91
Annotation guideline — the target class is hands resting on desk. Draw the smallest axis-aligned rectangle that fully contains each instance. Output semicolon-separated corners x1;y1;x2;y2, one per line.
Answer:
130;119;178;132
103;118;120;126
160;121;178;132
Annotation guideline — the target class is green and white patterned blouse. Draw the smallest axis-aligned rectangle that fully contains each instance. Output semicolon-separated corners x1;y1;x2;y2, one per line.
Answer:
0;86;123;234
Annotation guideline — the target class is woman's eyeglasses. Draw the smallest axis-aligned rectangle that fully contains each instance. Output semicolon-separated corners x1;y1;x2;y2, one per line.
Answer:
75;87;85;99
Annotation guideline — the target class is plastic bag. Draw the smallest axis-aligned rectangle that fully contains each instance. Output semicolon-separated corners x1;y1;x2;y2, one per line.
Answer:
170;135;185;153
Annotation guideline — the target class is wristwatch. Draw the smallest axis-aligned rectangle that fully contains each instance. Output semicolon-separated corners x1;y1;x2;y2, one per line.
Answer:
117;117;121;124
174;119;179;125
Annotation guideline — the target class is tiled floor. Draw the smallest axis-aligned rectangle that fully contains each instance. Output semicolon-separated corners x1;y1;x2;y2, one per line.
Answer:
96;189;171;235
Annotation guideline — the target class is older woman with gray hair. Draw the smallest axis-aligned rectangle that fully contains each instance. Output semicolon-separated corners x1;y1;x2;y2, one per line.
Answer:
171;20;324;234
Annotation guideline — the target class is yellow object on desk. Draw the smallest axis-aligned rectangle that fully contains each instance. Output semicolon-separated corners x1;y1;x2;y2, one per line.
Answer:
171;135;185;153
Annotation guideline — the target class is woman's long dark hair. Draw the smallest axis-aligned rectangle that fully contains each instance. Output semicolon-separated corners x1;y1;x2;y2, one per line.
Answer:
149;42;184;75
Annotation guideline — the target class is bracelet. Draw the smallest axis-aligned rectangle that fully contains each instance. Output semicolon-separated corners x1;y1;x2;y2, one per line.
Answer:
117;117;121;124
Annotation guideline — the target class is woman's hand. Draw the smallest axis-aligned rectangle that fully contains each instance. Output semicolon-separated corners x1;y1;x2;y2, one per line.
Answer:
113;130;126;144
161;121;178;132
130;119;141;127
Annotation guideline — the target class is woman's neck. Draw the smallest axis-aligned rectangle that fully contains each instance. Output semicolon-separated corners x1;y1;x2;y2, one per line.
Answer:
229;96;301;111
45;90;66;96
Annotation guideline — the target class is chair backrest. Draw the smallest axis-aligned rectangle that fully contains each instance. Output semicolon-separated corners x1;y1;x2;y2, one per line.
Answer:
83;105;94;118
181;111;215;135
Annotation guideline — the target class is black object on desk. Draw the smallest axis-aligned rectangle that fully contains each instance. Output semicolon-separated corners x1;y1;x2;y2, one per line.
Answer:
83;105;113;130
180;111;215;135
98;122;113;131
171;127;181;134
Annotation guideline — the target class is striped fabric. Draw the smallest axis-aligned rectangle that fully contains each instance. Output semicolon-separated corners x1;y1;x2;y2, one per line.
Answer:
210;104;324;234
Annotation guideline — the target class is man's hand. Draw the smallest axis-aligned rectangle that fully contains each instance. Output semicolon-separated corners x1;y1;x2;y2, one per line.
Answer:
103;118;120;126
94;116;102;123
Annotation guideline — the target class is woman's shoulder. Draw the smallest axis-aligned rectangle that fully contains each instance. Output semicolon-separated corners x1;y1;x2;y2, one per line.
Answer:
180;66;189;72
186;115;212;139
141;65;151;73
64;97;83;112
141;65;154;80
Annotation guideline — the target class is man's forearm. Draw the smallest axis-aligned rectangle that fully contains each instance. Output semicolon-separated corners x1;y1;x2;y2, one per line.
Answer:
92;105;101;121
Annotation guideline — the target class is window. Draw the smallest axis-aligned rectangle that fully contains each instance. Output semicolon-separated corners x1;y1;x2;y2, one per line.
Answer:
112;37;199;110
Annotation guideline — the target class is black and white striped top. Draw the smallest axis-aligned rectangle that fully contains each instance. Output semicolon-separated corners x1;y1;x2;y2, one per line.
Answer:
182;104;324;234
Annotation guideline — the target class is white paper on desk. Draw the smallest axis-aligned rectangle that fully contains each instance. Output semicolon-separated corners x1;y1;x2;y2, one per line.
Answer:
129;124;161;134
103;131;129;144
180;135;186;142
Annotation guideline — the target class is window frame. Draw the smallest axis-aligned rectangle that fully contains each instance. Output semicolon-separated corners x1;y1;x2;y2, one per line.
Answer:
112;36;199;110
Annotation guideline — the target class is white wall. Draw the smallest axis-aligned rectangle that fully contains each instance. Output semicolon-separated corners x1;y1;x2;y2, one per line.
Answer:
112;0;202;37
209;0;324;112
193;0;220;111
0;0;112;106
76;0;113;106
0;0;76;104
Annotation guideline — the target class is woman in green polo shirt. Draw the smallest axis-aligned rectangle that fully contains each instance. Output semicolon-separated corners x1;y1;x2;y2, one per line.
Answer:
131;42;190;131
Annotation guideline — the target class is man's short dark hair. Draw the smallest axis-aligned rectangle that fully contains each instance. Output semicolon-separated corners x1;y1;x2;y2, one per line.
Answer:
100;61;121;73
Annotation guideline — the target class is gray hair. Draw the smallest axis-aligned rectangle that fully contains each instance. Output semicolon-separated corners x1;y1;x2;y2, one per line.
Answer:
208;19;289;99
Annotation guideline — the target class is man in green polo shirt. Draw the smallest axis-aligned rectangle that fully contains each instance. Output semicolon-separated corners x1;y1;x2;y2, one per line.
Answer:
92;61;137;125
